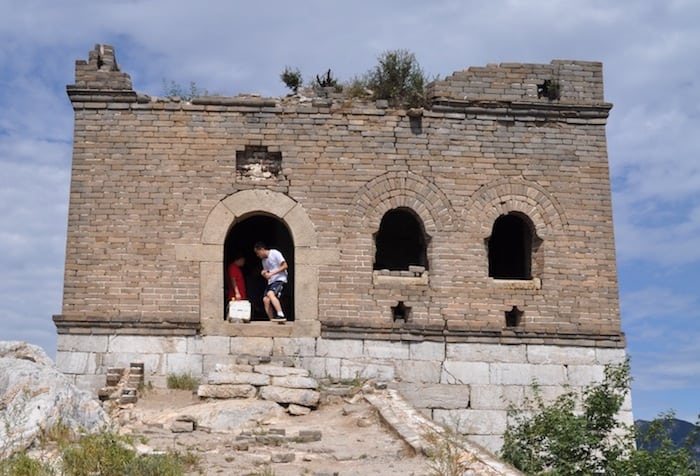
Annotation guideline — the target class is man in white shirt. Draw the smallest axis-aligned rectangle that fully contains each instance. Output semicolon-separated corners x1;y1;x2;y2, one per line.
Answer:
253;242;288;322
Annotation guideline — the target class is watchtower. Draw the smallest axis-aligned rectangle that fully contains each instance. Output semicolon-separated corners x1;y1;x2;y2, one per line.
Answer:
55;45;630;451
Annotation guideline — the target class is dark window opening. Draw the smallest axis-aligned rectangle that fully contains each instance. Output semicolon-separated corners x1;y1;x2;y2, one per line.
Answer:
236;145;282;179
488;213;533;280
224;215;294;322
391;301;411;321
374;208;429;271
505;306;524;327
537;79;561;100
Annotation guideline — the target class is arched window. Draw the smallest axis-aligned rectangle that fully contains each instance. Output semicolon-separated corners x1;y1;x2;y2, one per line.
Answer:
374;208;429;271
224;215;294;321
488;213;533;280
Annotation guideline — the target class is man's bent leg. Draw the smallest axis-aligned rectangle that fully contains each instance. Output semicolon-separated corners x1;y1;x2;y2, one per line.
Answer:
266;286;285;320
263;295;274;320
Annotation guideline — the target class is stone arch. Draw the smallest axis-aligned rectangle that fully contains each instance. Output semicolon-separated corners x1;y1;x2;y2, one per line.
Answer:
202;189;316;247
187;189;329;336
465;177;568;239
350;171;455;234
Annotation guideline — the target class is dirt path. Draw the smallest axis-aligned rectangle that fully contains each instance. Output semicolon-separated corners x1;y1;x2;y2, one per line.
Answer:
118;388;432;475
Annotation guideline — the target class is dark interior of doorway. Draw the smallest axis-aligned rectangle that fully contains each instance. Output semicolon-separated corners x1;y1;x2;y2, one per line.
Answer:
224;215;294;321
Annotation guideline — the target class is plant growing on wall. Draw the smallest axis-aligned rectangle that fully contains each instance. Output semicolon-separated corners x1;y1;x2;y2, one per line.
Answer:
162;80;209;100
364;49;427;108
280;66;303;93
314;68;339;89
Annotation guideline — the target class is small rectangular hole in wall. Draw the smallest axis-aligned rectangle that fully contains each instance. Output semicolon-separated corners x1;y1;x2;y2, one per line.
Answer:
505;306;523;327
236;145;282;180
392;301;411;321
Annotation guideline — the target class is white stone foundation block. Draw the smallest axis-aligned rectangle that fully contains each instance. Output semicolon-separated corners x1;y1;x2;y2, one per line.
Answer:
434;409;508;436
527;345;596;365
522;385;569;405
199;336;231;355
301;356;341;379
316;338;363;358
57;335;108;353
567;364;605;386
230;337;273;356
470;385;525;410
272;338;317;357
489;363;566;386
447;343;526;363
395;360;441;383
56;351;100;375
108;335;187;354
595;348;627;364
340;360;394;381
363;340;409;359
440;361;489;384
530;364;567;385
166;353;203;376
408;341;445;361
395;383;470;410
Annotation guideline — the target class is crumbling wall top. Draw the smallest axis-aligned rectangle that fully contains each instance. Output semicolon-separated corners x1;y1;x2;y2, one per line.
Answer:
67;45;607;111
428;60;605;105
70;44;133;91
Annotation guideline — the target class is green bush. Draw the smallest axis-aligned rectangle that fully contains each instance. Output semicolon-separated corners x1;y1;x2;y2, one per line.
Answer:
365;49;427;108
280;67;302;93
501;360;699;475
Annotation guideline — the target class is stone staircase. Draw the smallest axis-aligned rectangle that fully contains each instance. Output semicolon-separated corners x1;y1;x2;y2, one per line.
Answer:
197;355;320;415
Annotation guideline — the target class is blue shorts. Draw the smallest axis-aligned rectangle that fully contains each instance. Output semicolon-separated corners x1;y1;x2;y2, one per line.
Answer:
265;281;285;299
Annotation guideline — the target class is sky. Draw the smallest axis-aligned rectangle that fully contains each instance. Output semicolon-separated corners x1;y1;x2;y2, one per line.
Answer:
0;0;698;423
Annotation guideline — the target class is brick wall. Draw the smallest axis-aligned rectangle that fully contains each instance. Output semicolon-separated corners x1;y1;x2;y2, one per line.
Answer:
55;45;622;347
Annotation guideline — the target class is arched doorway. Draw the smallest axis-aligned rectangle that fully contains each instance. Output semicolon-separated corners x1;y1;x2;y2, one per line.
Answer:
224;215;295;321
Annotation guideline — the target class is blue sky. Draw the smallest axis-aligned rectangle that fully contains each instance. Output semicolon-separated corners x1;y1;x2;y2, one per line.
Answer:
0;0;698;422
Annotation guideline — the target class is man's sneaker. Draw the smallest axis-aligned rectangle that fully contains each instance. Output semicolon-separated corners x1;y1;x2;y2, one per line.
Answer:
276;311;285;318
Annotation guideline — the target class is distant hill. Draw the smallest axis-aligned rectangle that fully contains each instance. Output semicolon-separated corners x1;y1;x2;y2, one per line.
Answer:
635;418;700;463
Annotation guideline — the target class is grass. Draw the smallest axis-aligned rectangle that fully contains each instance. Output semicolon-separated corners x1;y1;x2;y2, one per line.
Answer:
423;428;474;476
166;373;200;391
1;428;200;476
0;452;54;476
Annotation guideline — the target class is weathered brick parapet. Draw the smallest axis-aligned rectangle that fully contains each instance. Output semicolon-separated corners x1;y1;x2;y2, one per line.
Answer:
427;60;606;104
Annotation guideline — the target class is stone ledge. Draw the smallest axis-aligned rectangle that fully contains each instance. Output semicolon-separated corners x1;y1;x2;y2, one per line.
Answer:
320;323;626;348
429;99;611;120
54;314;199;336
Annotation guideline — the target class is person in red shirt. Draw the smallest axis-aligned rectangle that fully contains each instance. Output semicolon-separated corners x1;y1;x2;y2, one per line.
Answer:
227;255;247;301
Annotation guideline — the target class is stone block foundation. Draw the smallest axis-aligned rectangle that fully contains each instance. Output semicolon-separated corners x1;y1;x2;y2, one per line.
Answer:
56;334;632;454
